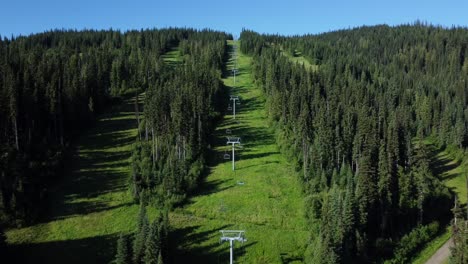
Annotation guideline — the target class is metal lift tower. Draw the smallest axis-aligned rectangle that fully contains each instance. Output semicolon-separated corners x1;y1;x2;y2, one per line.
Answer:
226;137;241;171
232;68;238;86
220;230;246;264
230;95;240;119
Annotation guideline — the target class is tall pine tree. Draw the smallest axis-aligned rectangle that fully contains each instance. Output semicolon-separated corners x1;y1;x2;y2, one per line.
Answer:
115;233;130;264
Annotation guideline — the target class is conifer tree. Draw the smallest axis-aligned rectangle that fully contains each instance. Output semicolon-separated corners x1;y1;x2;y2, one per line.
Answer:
450;197;468;264
144;220;161;264
133;205;149;264
157;252;163;264
115;233;130;264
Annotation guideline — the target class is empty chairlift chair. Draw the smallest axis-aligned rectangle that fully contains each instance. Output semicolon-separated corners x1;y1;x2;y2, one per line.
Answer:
223;149;231;160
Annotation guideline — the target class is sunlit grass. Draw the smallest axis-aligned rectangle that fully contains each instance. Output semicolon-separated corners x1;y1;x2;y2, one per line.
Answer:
169;40;308;263
4;51;184;263
280;49;319;72
412;138;467;264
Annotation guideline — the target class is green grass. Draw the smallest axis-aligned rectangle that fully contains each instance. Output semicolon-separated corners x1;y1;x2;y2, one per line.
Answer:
434;145;468;204
4;49;184;263
280;49;318;72
168;40;308;263
161;46;182;67
422;138;467;204
412;225;451;264
411;138;468;264
5;42;308;263
5;95;156;263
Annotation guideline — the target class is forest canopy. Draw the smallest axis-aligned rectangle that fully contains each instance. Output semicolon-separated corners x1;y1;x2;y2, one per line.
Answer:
0;28;232;226
240;23;467;262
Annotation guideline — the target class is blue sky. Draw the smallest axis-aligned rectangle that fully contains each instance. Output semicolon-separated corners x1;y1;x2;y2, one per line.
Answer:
1;0;467;37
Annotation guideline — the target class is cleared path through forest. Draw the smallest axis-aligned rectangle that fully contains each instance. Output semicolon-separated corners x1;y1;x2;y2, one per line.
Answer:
416;141;466;264
168;41;308;263
3;46;185;263
425;238;452;264
6;94;147;263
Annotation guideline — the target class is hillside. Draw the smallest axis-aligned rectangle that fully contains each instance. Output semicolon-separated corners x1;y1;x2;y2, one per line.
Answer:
2;24;468;264
169;40;308;263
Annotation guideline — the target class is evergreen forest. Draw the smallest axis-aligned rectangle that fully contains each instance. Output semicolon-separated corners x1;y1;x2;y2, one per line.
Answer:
1;23;468;263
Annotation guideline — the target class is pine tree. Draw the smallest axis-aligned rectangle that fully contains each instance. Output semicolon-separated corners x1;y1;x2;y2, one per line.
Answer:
115;233;130;264
144;220;161;264
157;251;163;264
133;205;149;264
377;140;392;235
450;197;468;264
342;172;356;259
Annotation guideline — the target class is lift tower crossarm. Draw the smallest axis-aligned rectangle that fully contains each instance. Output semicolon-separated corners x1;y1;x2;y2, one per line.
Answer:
220;230;246;264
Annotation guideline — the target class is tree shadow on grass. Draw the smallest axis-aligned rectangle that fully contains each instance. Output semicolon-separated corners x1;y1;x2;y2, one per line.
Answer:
52;201;134;221
192;179;234;197
37;96;138;224
81;130;136;151
238;161;279;171
280;252;304;263
179;165;234;207
67;169;128;198
169;224;256;264
37;153;130;223
78;150;131;170
241;96;264;112
231;84;249;95
8;233;118;264
221;44;236;79
229;126;277;148
427;144;462;180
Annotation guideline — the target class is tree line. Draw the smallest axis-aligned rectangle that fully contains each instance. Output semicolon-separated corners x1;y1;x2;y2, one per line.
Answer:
0;28;223;227
122;30;231;263
130;30;230;207
114;205;168;264
240;23;468;263
450;196;468;264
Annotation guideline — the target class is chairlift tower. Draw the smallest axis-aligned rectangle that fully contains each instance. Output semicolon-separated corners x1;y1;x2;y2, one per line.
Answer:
230;95;240;119
220;230;246;264
227;137;241;171
232;68;238;86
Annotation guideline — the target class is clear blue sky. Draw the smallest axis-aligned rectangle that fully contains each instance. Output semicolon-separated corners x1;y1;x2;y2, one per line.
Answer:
1;0;467;38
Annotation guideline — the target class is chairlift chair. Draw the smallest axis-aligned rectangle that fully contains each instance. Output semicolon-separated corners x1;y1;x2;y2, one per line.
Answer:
228;105;233;111
223;148;231;159
226;129;232;134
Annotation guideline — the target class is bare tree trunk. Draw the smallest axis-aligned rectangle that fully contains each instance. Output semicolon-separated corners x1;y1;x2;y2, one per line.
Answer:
145;121;149;141
152;126;156;168
198;114;202;147
178;134;182;160
155;136;159;161
13;117;19;150
183;136;186;160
